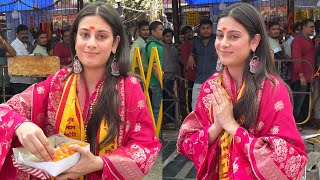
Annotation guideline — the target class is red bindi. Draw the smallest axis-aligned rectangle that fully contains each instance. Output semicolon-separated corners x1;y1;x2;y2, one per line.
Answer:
89;26;95;31
222;27;227;31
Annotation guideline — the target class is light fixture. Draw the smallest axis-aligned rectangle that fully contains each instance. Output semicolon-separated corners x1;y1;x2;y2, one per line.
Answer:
317;0;320;7
12;10;19;19
219;2;227;10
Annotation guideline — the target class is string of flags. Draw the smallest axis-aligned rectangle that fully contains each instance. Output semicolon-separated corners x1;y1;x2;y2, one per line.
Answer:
0;0;19;8
0;0;62;10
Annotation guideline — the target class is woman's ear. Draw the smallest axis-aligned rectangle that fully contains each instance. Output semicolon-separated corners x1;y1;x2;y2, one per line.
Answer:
250;34;261;52
112;35;120;54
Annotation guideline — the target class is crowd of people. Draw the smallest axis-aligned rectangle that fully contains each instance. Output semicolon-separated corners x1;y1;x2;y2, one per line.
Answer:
129;17;219;130
0;23;73;95
267;18;320;124
0;1;311;179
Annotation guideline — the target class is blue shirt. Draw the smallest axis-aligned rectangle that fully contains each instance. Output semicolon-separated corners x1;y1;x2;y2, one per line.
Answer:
191;34;217;84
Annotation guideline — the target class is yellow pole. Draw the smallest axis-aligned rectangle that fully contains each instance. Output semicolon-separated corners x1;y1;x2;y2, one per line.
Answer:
131;47;156;131
131;47;163;138
148;47;163;138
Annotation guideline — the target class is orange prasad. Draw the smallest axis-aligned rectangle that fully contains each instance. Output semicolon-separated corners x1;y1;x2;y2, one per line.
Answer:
52;142;87;162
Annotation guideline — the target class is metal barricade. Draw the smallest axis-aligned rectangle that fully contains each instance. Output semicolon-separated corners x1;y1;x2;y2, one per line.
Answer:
275;59;314;125
163;76;182;127
0;64;12;102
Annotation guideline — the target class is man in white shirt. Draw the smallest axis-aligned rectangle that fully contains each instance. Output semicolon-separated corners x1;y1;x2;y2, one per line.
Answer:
130;20;149;75
11;24;30;56
267;21;291;82
284;22;302;58
10;24;40;94
268;21;283;59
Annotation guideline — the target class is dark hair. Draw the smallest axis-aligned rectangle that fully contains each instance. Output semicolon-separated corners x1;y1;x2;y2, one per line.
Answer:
268;21;280;30
181;26;192;35
149;21;162;34
70;2;130;153
61;27;71;40
218;3;284;131
34;30;47;39
199;19;213;27
16;24;28;34
315;20;320;33
163;28;174;36
137;20;149;29
301;19;314;28
63;26;71;34
293;22;302;32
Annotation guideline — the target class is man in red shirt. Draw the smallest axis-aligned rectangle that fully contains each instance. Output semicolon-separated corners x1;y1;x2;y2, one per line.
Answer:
180;26;196;113
50;28;71;66
291;19;316;122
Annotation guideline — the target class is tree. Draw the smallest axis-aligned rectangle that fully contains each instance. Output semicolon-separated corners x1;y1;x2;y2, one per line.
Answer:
91;0;162;24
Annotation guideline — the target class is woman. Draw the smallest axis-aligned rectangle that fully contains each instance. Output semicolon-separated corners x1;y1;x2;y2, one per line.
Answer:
0;3;161;180
177;3;307;179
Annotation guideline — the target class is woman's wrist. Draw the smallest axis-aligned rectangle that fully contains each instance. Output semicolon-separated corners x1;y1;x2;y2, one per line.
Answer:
92;156;104;172
208;124;222;145
224;119;240;136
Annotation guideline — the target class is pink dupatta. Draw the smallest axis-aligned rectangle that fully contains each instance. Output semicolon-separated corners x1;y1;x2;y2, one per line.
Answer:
177;69;307;179
0;68;161;180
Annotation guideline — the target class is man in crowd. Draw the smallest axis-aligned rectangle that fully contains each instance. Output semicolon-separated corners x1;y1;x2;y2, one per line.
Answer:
291;19;316;122
0;35;16;57
130;20;149;75
181;25;195;113
32;30;48;56
268;21;283;59
146;21;163;124
188;19;217;110
50;28;72;66
268;21;290;82
0;32;16;95
162;28;179;129
284;22;302;58
10;24;41;94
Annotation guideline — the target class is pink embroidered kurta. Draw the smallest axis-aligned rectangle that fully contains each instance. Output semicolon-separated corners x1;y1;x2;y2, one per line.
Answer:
0;67;161;180
177;70;308;180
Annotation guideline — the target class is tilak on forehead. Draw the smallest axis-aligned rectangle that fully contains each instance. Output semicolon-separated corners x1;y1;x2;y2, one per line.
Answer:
222;27;227;31
89;26;95;31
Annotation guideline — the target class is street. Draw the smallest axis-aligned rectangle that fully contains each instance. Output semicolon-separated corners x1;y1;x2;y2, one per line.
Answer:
162;130;196;180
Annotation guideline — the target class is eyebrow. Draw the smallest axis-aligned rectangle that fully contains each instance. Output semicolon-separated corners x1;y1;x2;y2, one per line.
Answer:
217;29;241;33
79;28;110;33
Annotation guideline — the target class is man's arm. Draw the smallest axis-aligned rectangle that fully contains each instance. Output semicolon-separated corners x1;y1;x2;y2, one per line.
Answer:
152;62;160;81
0;36;16;57
147;42;162;81
291;37;307;86
188;39;197;70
